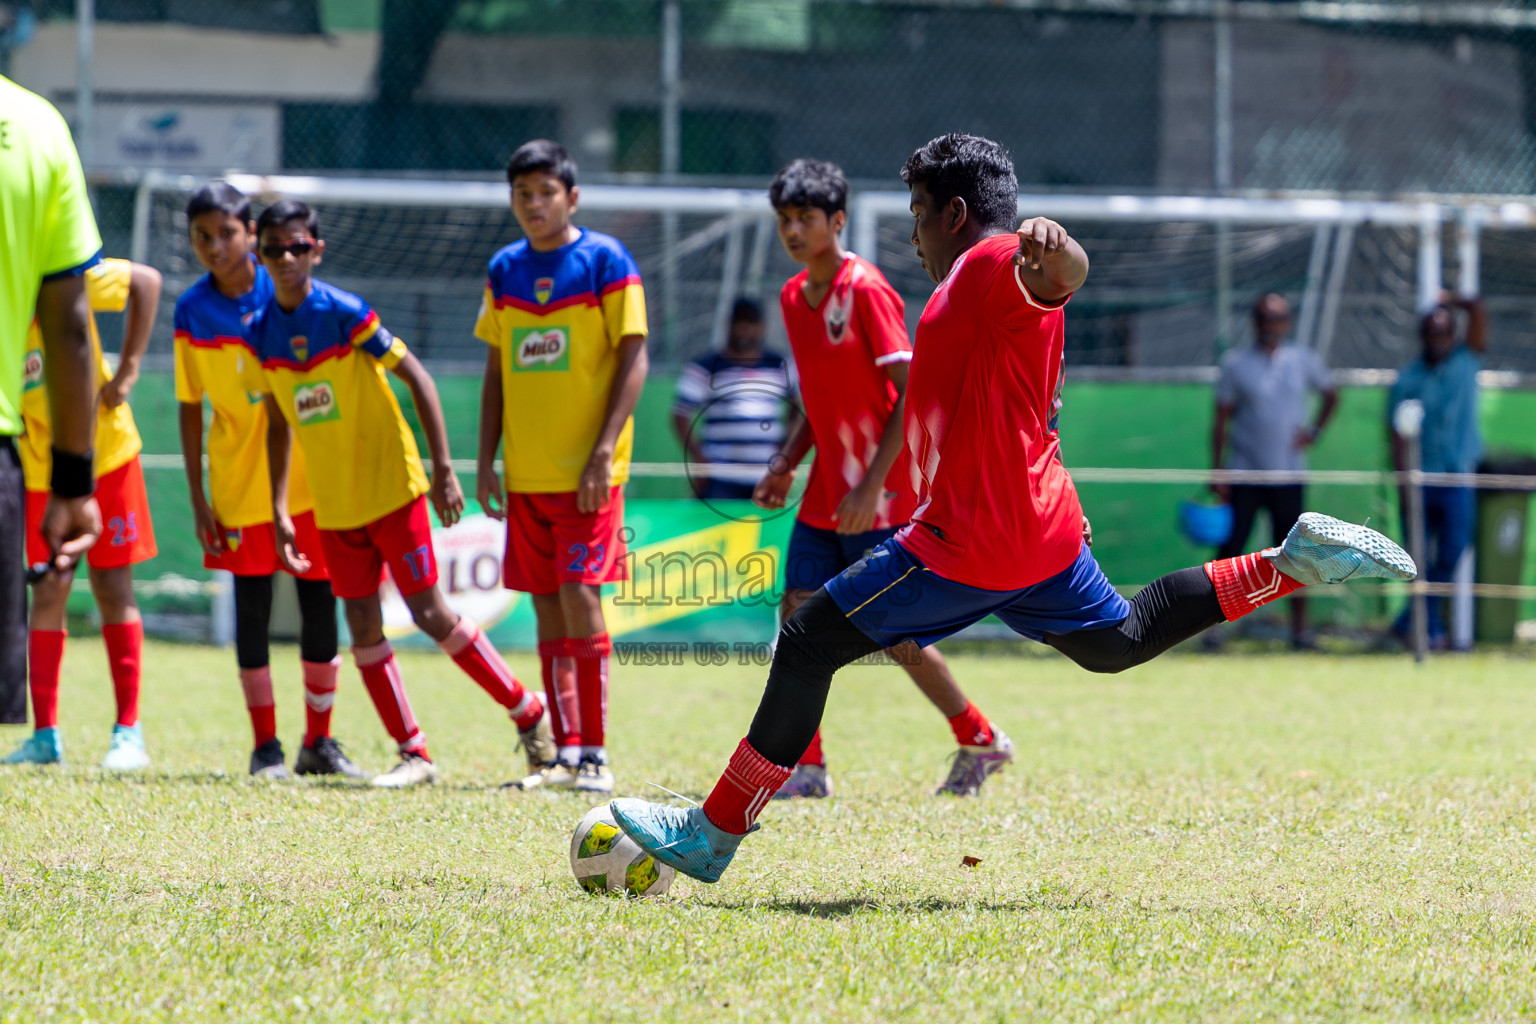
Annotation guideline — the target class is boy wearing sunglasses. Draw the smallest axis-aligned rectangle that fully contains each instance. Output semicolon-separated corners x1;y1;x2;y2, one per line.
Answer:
4;257;160;770
474;140;648;795
245;200;554;789
175;182;359;781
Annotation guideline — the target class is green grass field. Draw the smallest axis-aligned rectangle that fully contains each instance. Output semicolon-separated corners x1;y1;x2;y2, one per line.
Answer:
2;641;1535;1022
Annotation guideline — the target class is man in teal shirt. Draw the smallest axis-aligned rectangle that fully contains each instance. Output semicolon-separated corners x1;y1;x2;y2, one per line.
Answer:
1389;293;1487;648
0;75;106;721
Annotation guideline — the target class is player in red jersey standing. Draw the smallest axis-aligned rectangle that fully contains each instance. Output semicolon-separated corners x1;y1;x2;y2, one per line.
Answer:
611;133;1417;882
760;158;1011;799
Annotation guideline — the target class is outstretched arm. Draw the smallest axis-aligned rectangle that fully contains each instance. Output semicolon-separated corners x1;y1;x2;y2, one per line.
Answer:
1014;217;1089;303
392;350;463;527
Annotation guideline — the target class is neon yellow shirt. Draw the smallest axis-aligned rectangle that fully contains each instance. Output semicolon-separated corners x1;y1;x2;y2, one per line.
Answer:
244;279;428;531
19;259;143;491
474;229;648;493
0;76;103;436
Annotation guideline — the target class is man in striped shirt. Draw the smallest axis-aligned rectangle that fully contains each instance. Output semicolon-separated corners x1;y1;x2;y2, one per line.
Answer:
672;298;799;500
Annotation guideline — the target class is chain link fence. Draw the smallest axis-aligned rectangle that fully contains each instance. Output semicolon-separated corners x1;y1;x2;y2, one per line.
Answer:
19;0;1536;370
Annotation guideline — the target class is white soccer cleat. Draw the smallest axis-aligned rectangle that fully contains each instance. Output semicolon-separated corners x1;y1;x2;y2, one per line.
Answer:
371;752;438;789
1265;512;1417;586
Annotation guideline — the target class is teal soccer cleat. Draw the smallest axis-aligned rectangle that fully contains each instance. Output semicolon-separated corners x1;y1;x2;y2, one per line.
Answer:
100;724;150;771
2;727;64;765
1266;513;1417;586
609;799;754;883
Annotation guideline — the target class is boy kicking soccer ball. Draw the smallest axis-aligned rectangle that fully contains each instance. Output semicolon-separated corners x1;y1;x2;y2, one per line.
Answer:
176;182;359;780
475;140;648;795
761;158;1011;799
245;199;554;788
4;257;160;771
610;133;1417;883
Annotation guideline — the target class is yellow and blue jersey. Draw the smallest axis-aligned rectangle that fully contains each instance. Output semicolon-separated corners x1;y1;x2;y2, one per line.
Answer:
20;259;142;491
174;264;317;527
474;228;647;493
244;279;427;531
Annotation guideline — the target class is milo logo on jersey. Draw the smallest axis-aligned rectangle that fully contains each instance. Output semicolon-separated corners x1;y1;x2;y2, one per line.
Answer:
293;381;341;425
22;349;44;391
511;327;570;372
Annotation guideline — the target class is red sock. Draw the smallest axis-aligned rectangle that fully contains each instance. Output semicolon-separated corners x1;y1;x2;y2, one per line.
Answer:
797;729;825;767
538;639;580;748
702;738;793;835
947;701;995;747
353;640;428;757
1205;551;1305;622
238;665;277;747
570;633;610;749
302;656;340;745
28;629;65;730
102;620;142;728
438;618;542;729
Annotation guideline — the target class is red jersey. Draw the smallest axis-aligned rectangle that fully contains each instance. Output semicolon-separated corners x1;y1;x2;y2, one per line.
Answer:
895;233;1084;590
780;255;918;531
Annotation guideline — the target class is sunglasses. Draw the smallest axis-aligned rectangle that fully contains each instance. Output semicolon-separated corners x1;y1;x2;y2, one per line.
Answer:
260;240;315;260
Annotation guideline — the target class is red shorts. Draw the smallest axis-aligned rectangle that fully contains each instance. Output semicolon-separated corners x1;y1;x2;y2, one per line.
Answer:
503;486;628;595
204;511;330;581
318;496;438;601
26;456;157;570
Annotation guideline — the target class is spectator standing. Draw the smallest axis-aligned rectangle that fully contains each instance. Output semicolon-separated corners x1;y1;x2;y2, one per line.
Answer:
1388;294;1487;649
0;76;105;722
672;298;799;501
1211;293;1339;648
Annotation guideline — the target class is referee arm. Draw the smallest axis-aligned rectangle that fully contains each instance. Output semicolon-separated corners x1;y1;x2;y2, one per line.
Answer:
34;275;102;570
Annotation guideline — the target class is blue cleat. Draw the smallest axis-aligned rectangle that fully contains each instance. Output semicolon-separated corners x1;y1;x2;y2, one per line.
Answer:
609;798;754;883
1266;513;1417;586
101;723;149;771
2;727;64;765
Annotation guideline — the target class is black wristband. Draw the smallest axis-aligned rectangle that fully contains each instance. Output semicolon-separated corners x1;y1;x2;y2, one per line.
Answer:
49;448;95;499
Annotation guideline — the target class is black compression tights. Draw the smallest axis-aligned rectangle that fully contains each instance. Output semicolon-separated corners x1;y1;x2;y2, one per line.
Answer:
744;567;1226;767
232;574;339;670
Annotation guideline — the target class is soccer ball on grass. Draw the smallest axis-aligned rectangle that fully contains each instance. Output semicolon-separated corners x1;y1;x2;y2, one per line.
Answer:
569;804;675;897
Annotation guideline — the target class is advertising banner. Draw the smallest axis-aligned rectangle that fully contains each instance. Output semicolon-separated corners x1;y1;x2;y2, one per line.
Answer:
382;500;797;650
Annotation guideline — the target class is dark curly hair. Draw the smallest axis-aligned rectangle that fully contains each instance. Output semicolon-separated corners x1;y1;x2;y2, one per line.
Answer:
769;158;848;217
900;134;1018;232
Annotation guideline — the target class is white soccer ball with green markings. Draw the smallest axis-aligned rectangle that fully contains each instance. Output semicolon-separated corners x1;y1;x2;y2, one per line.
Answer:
569;805;676;897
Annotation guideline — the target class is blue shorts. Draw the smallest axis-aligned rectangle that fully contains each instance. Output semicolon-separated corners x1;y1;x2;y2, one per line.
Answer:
784;520;901;592
825;538;1131;648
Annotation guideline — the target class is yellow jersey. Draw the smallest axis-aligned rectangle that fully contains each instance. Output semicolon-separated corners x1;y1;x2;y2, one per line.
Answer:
473;228;647;493
173;262;315;526
244;278;428;531
19;258;142;491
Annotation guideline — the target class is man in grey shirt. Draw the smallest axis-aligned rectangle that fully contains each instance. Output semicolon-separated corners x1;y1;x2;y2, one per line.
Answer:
1211;293;1339;648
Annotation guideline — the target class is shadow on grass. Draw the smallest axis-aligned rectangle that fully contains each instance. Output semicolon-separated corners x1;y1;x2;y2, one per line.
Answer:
712;892;1096;917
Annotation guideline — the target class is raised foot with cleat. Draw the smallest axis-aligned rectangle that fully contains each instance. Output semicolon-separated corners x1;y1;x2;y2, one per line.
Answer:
936;726;1014;797
773;763;833;800
295;736;366;779
1265;512;1417;586
101;724;149;771
505;760;579;792
249;738;291;779
609;799;752;883
371;752;438;789
2;727;63;766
